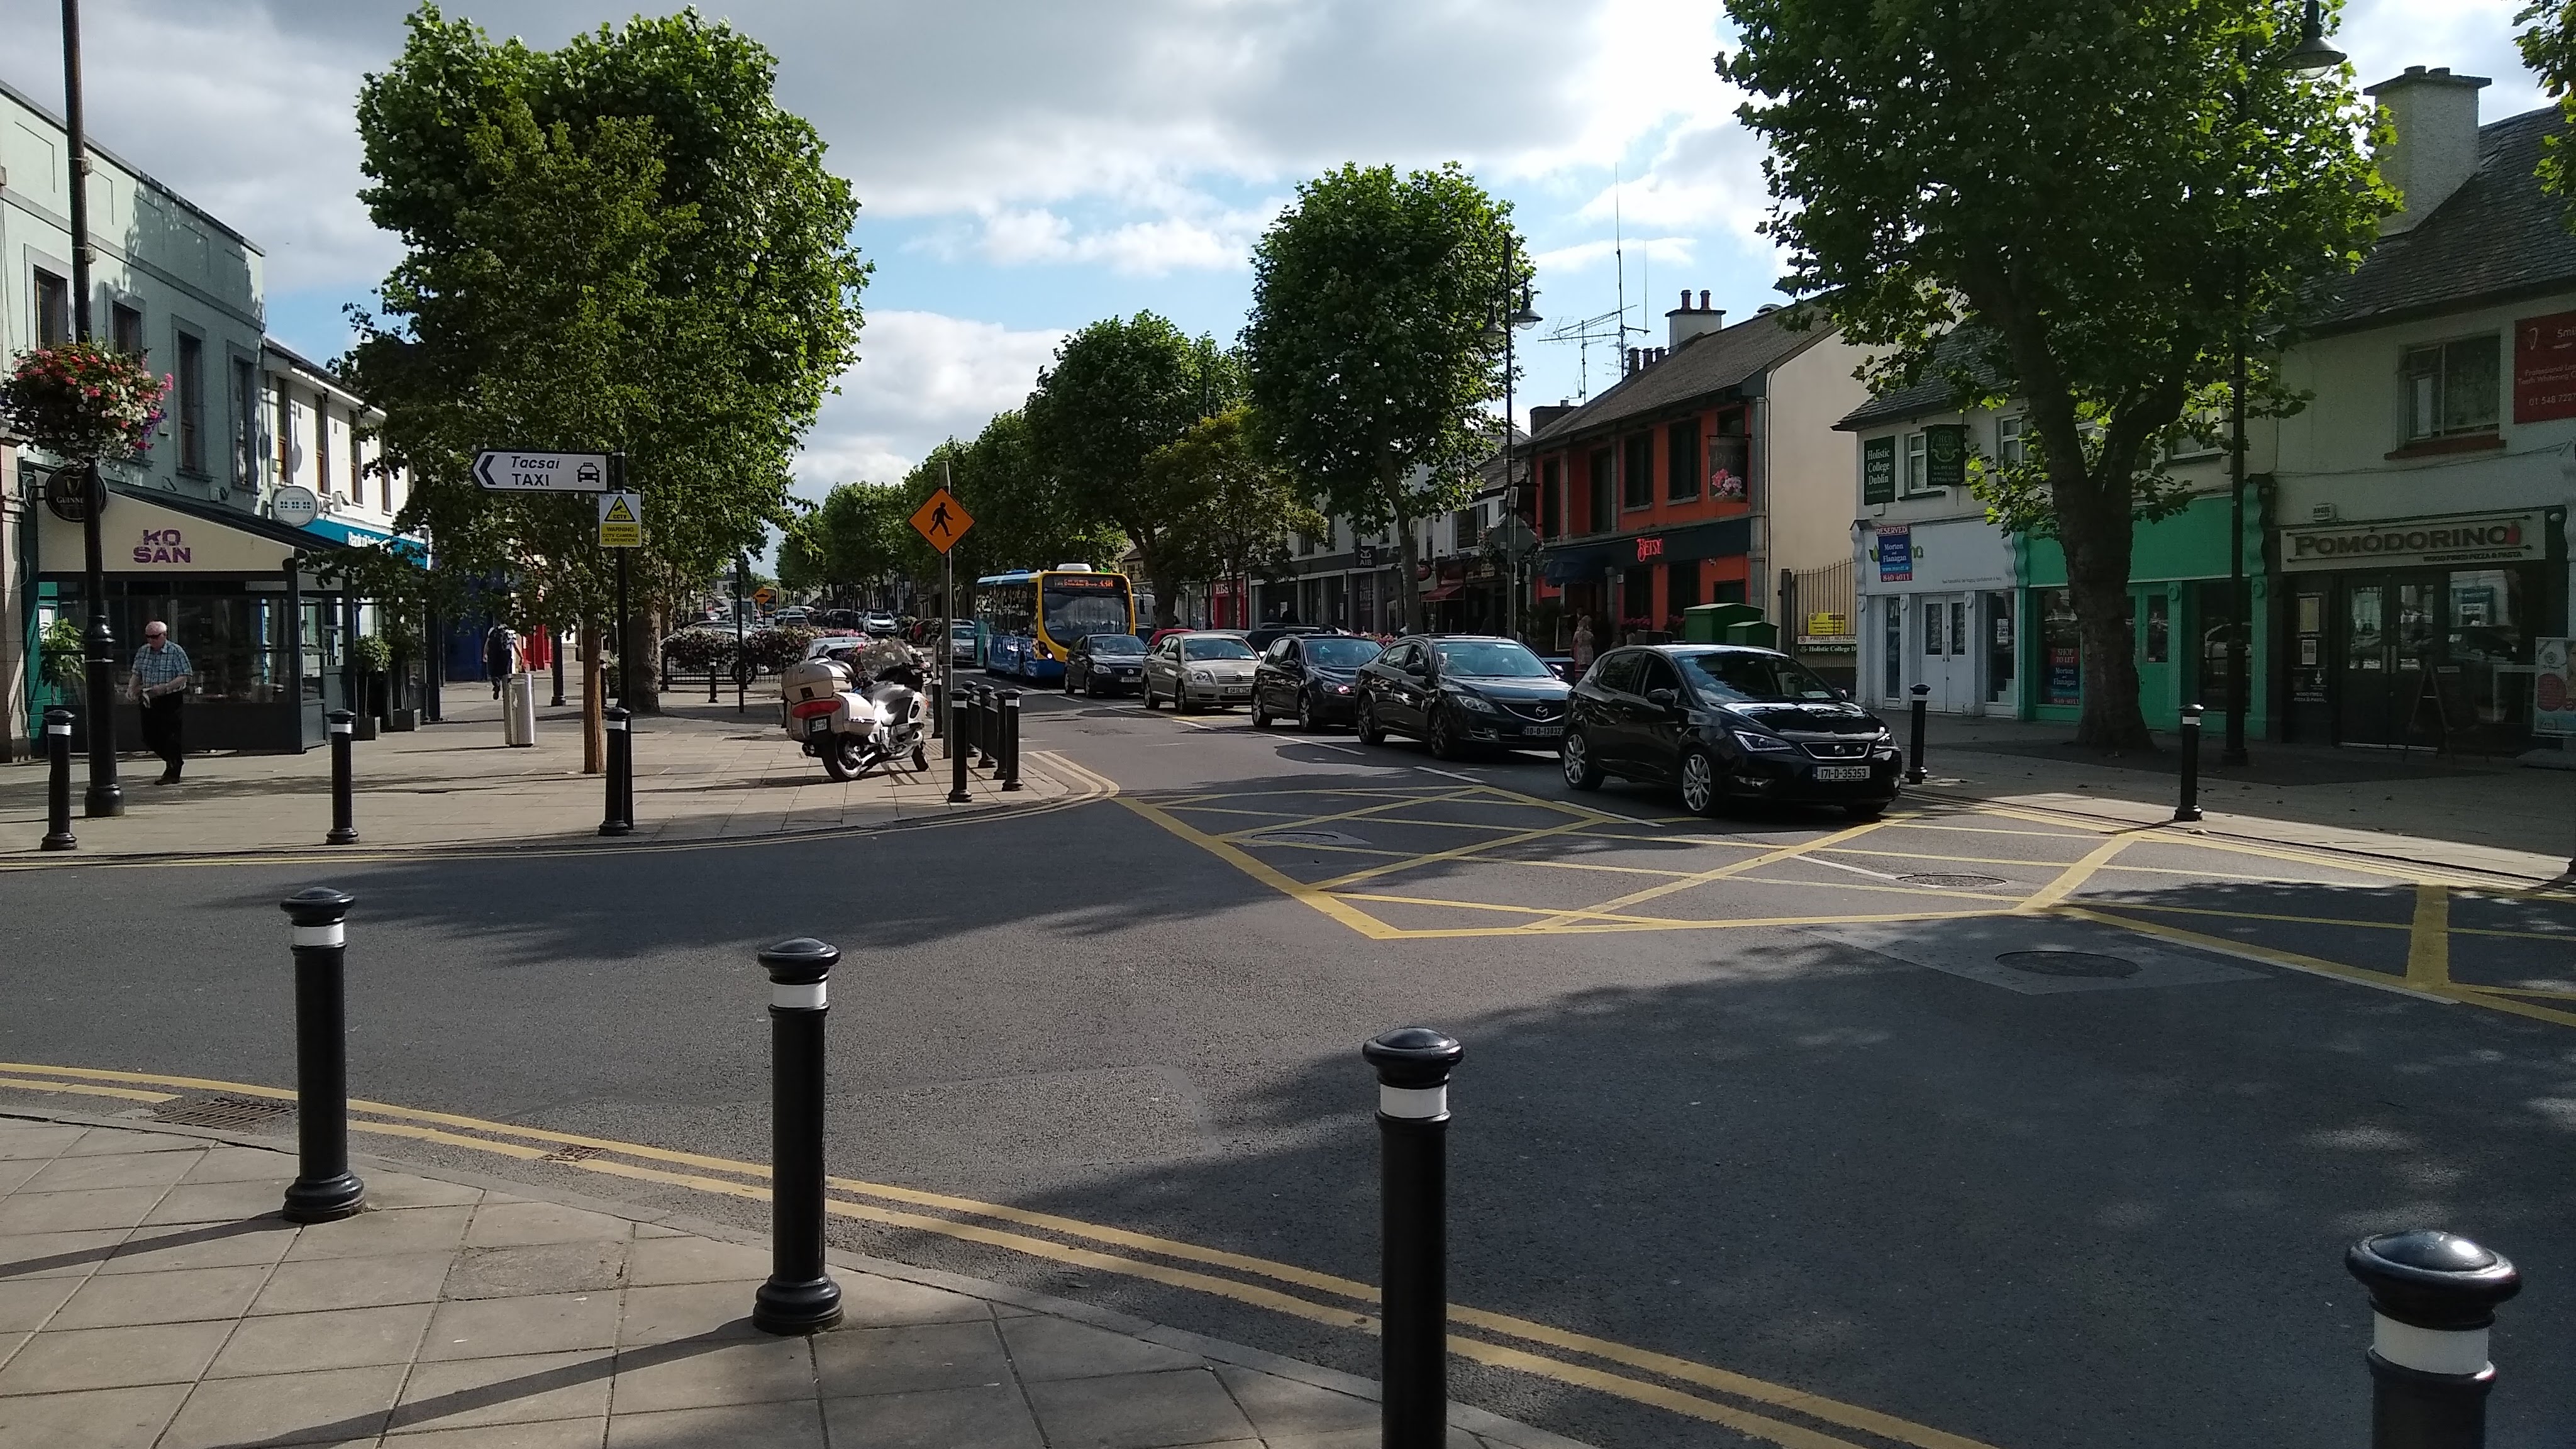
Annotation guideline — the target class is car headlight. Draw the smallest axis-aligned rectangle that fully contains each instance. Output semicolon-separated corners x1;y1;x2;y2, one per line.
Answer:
1732;730;1795;752
1334;684;1352;695
1190;669;1214;684
1450;692;1499;713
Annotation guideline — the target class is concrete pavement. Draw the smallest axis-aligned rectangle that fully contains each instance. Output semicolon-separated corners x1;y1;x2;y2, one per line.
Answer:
0;1114;1580;1449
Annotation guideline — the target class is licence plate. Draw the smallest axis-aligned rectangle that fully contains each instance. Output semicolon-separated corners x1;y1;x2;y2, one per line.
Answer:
805;717;829;738
1223;686;1250;696
1522;725;1563;739
1814;764;1870;782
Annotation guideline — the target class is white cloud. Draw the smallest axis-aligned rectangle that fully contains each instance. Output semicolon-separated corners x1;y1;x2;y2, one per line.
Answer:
792;309;1067;496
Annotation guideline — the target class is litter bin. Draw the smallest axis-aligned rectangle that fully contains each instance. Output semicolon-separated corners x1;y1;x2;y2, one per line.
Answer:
503;671;538;747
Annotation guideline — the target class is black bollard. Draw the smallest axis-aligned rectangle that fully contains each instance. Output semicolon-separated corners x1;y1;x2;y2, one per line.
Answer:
931;674;945;745
600;707;633;836
978;685;1000;769
279;887;366;1223
1906;683;1929;784
325;710;358;845
999;689;1023;791
753;937;843;1334
709;658;719;704
1364;1026;1464;1448
947;694;974;804
2175;702;2205;823
40;708;75;852
2347;1230;2519;1449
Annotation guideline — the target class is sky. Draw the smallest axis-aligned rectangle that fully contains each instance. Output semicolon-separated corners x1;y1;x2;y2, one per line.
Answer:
0;0;2549;514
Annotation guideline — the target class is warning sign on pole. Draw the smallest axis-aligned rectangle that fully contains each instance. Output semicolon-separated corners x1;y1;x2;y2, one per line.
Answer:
597;492;644;549
909;487;973;553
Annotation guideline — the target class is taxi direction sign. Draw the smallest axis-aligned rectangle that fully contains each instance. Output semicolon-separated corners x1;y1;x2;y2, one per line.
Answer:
475;450;611;492
597;492;644;549
909;487;972;553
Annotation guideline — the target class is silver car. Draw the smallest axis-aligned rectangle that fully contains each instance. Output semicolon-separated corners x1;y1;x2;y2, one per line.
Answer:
1144;631;1257;712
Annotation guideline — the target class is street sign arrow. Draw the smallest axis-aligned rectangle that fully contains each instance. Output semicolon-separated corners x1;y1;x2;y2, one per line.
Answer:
475;450;613;492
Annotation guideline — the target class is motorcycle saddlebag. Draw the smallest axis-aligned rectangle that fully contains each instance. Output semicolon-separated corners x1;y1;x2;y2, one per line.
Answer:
780;657;848;706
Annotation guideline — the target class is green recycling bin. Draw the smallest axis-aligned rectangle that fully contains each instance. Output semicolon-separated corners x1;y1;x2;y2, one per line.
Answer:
1682;603;1763;643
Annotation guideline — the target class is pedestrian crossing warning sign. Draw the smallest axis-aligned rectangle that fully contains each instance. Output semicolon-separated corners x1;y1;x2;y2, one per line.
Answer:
597;492;644;549
909;487;972;553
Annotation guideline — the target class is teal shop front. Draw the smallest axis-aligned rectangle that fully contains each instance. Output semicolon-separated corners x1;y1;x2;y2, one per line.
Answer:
2016;494;2268;733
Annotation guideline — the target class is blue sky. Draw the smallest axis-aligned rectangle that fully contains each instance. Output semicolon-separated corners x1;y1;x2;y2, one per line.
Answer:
0;0;2549;508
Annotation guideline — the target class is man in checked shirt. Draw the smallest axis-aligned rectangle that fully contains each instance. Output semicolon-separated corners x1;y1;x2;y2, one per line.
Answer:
128;620;192;784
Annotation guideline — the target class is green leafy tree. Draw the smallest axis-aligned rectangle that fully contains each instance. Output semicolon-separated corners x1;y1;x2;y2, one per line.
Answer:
1024;315;1236;626
779;483;909;599
1148;406;1324;617
1243;162;1524;633
1721;0;2383;749
2520;0;2576;214
345;4;868;716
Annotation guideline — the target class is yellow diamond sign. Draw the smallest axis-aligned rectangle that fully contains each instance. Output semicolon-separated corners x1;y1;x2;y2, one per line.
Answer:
909;487;972;553
597;492;643;549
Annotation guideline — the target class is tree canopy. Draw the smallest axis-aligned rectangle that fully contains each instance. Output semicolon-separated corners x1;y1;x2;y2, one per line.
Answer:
1243;162;1524;633
1148;406;1325;607
1721;0;2384;748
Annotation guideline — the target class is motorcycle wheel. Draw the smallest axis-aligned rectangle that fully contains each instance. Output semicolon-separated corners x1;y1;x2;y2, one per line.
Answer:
912;744;929;772
822;735;865;782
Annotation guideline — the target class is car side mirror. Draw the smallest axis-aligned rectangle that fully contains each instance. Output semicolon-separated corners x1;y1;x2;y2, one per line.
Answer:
1645;687;1680;712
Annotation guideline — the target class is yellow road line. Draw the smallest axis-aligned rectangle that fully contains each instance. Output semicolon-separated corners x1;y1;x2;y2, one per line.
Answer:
2407;884;2450;989
2018;835;2133;913
1309;816;1608;893
2099;902;2411;932
0;1076;174;1102
2061;908;2450;1001
1329;891;1745;928
1211;788;1482;843
1528;818;1900;930
1114;796;1400;938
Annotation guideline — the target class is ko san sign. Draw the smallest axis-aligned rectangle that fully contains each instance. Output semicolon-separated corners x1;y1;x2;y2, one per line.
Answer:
475;450;611;492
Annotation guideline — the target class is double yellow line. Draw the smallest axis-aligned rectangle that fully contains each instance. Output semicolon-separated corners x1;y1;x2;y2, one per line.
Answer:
0;1060;1993;1449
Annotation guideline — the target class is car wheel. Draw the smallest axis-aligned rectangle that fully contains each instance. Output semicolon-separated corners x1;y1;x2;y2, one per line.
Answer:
1295;691;1316;732
1679;748;1724;818
1426;706;1462;761
1143;682;1162;710
1561;730;1604;790
1064;667;1078;696
1356;696;1385;745
1251;691;1272;728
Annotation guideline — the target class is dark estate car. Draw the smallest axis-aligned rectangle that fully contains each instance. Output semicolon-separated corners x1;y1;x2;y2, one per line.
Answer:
1250;633;1384;731
1562;645;1901;819
1354;635;1571;758
1064;632;1150;696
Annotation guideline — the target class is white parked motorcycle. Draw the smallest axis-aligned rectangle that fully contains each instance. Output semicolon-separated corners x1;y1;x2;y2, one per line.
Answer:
780;643;932;782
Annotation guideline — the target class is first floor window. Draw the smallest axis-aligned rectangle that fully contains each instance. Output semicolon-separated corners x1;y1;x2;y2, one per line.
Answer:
1622;433;1653;510
1903;431;1929;494
110;302;143;357
2403;335;2499;440
1996;415;2026;467
175;333;206;475
33;268;70;348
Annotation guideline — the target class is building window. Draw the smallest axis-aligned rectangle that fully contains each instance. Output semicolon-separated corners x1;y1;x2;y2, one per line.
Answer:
1452;506;1478;551
1903;431;1929;495
274;380;294;482
33;268;70;348
2402;335;2500;440
1588;446;1614;532
175;333;205;475
1621;433;1653;510
1666;420;1701;501
1996;415;2026;468
1540;457;1562;537
230;357;257;482
110;303;143;357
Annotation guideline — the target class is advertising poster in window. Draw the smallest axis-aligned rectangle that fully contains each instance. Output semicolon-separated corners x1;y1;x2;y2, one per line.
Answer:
2534;637;2576;736
1876;525;1912;582
2516;311;2576;424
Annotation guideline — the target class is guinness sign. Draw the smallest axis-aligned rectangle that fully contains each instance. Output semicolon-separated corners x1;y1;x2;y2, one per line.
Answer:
2280;511;2547;572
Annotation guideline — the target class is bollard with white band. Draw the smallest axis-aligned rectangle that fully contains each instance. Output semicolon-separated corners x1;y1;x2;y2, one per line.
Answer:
279;887;366;1223
999;689;1023;791
40;708;74;852
2175;702;2205;823
599;707;633;836
947;694;974;804
753;936;843;1334
325;710;358;845
1906;682;1930;784
1363;1026;1463;1447
976;684;999;769
2346;1229;2520;1449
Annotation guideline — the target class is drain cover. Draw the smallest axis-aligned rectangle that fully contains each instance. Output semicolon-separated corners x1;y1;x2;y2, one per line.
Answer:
1250;830;1369;847
1995;950;2141;979
541;1144;606;1164
150;1095;293;1131
1902;873;2009;888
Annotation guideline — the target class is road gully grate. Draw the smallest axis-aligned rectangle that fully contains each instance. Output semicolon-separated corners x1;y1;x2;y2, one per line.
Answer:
1902;872;2009;889
1995;950;2142;979
150;1096;294;1131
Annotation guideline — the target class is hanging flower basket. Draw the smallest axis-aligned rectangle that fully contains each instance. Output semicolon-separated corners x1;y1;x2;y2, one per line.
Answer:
0;343;169;461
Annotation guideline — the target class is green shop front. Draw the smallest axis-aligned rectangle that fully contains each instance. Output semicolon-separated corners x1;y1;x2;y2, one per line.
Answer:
2016;494;2268;733
24;482;348;753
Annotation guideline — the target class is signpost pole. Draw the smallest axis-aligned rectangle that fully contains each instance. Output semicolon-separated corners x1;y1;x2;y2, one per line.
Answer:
734;555;748;716
942;548;955;760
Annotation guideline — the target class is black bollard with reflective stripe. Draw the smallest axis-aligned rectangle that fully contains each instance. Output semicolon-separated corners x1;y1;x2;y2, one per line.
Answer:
1000;689;1023;791
753;937;843;1334
600;708;633;836
2348;1230;2520;1449
280;887;366;1223
1906;683;1929;784
948;694;974;804
1364;1026;1463;1448
325;710;358;845
40;708;74;852
2175;703;2205;823
977;685;1000;769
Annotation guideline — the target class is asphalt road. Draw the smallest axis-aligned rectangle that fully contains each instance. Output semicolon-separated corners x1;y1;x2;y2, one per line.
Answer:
6;686;2576;1449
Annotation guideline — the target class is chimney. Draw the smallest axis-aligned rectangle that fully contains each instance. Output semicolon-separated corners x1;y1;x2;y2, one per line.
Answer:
1530;404;1573;436
2367;65;2490;235
1667;287;1726;350
1626;347;1641;376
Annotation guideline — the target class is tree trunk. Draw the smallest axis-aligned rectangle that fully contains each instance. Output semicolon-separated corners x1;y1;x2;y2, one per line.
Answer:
624;601;660;716
2060;496;2154;752
580;617;604;775
1394;512;1424;636
1141;535;1182;628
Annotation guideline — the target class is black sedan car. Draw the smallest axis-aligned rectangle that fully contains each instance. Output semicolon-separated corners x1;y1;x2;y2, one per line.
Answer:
1354;635;1571;759
1562;644;1900;819
1063;632;1150;696
1250;633;1383;730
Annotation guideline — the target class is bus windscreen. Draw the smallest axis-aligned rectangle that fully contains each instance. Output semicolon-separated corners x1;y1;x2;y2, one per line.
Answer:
1042;575;1130;643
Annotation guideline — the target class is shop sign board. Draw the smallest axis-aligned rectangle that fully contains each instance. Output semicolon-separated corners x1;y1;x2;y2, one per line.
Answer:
2535;637;2576;736
270;486;319;527
36;491;295;574
1924;425;1968;491
2280;510;2546;572
2516;311;2576;424
1862;436;1896;504
1876;525;1913;582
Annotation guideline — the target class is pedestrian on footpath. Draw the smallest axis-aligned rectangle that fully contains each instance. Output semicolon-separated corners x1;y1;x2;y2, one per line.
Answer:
484;621;519;699
129;619;192;784
1571;613;1596;674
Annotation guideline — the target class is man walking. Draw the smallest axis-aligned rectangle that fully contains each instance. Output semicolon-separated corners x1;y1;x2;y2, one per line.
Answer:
483;621;519;699
129;620;192;784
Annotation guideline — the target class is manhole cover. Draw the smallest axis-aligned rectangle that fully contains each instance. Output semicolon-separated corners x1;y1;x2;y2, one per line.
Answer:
540;1143;606;1164
1250;830;1369;847
1995;950;2141;979
1902;873;2009;888
150;1095;293;1131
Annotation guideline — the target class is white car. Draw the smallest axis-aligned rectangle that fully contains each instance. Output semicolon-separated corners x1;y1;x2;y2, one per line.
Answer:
950;621;978;665
1143;632;1258;712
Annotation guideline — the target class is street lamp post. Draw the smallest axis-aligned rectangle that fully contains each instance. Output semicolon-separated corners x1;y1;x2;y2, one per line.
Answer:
60;0;121;817
2224;0;2343;767
1486;234;1539;642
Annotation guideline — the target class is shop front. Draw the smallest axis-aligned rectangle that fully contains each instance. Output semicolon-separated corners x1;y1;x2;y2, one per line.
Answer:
2017;494;2267;733
2275;508;2565;752
1857;517;2017;715
1539;516;1752;640
27;484;346;753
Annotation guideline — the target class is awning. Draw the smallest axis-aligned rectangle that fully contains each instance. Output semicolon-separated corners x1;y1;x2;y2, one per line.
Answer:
38;485;303;575
1541;516;1753;584
1420;582;1466;604
301;514;430;562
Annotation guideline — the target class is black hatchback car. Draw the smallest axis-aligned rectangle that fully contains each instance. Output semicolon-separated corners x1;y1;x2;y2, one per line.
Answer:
1354;635;1572;758
1063;632;1149;696
1250;633;1383;730
1562;645;1901;818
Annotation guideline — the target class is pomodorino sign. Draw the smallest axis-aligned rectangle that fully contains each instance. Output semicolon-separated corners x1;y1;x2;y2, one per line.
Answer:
2281;510;2547;572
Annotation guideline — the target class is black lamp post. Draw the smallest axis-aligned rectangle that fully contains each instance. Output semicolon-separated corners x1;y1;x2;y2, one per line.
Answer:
2223;0;2343;767
1485;234;1539;641
59;0;121;816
